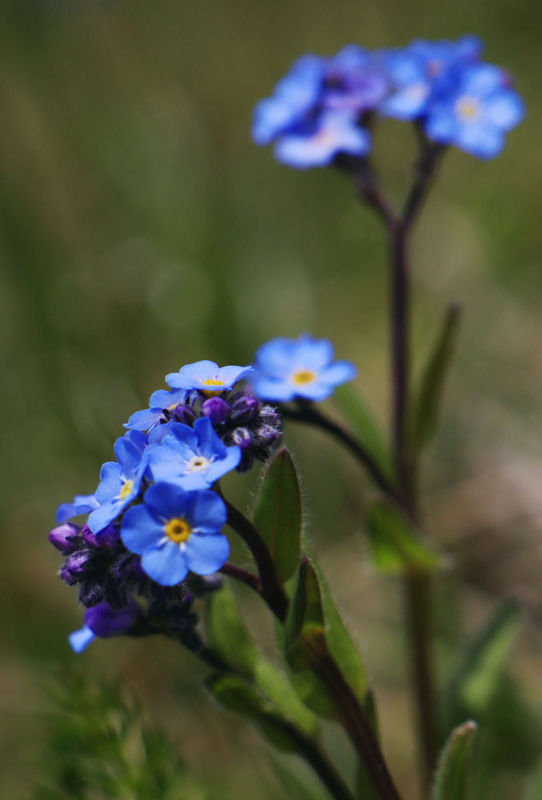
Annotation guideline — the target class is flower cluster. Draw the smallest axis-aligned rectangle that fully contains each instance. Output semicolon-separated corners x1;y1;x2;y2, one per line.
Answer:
51;338;355;651
253;36;524;164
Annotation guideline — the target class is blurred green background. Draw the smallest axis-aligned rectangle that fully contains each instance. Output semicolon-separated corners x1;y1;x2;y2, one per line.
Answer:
2;0;542;797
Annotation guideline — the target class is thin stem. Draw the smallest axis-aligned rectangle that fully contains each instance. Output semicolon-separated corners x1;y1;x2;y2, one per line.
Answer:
221;496;289;623
358;146;444;795
219;562;262;593
281;403;397;498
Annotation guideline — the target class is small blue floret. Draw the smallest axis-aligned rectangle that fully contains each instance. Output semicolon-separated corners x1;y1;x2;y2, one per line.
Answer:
251;334;357;402
166;360;252;392
121;482;229;586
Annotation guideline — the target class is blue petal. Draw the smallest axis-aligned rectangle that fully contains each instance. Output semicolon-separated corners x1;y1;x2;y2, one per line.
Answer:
167;422;199;451
121;505;165;554
69;625;96;653
95;462;122;504
194;417;227;459
186;490;227;533
255;338;299;377
148;421;174;443
295;381;335;401
114;436;144;476
204;446;242;483
124;408;162;431
88;500;123;534
485;92;525;130
166;360;219;389
251;376;296;402
294;334;334;370
56;493;98;523
216;364;253;387
149;388;187;409
319;360;357;386
147;442;189;483
184;533;230;575
141;541;188;586
456;122;504;159
143;482;190;521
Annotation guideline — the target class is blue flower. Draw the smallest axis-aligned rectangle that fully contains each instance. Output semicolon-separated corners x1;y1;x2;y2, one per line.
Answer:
424;63;524;158
253;55;325;146
275;111;370;169
147;417;241;490
56;493;99;524
323;45;389;113
166;360;252;393
124;388;189;437
251;334;357;402
380;36;482;120
69;598;140;653
121;482;229;586
88;431;149;535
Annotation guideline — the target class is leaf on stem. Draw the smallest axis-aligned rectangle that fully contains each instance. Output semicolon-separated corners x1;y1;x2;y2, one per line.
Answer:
253;447;302;582
366;499;445;573
332;384;394;481
431;721;478;800
410;303;462;455
443;599;522;724
205;582;258;678
283;557;369;719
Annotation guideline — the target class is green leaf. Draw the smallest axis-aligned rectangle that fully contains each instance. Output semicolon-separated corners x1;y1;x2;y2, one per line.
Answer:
205;583;257;678
411;303;461;454
356;691;380;800
314;562;368;706
446;600;522;718
206;673;309;754
431;721;477;800
253;447;302;582
333;383;393;481
271;757;327;800
283;558;369;719
254;658;319;739
366;500;445;574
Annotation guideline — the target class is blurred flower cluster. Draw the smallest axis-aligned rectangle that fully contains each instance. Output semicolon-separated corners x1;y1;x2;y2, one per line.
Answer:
253;36;524;164
50;336;355;651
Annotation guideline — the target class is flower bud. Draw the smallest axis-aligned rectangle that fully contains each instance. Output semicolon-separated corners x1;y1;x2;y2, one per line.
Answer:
228;427;252;450
49;523;79;554
65;551;90;577
202;397;230;425
229;393;258;423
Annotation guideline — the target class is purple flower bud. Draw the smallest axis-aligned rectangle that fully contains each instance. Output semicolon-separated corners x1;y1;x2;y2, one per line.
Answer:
258;405;280;426
202;397;231;425
81;524;98;548
255;424;280;447
230;394;258;423
94;524;121;548
66;551;90;576
84;599;140;638
49;523;79;553
228;427;253;450
174;404;196;425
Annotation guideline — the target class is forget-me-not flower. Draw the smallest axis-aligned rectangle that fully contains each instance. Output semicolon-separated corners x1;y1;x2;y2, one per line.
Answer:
166;360;252;394
380;36;482;120
147;417;241;490
424;63;524;158
275;110;370;168
88;430;148;535
251;334;356;402
124;388;189;437
121;482;229;586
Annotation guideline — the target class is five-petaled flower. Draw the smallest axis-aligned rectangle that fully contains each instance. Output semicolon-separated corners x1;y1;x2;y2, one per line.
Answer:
88;431;148;534
251;334;356;402
166;360;252;394
121;482;229;586
147;417;241;490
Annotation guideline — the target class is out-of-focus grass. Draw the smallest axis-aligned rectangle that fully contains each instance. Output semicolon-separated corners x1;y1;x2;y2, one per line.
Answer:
1;1;542;797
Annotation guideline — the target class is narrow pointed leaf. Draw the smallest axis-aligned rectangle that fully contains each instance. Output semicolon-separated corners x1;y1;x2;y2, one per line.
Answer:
205;583;257;678
366;500;445;573
333;383;393;481
445;600;522;721
206;673;304;752
283;558;369;719
271;757;327;800
432;721;477;800
411;303;461;454
356;690;380;800
254;658;319;738
253;447;302;582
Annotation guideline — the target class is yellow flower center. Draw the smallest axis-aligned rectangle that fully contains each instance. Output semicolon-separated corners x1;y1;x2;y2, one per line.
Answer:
119;479;134;501
164;517;192;544
292;369;317;385
168;402;180;411
456;97;480;122
203;378;224;387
